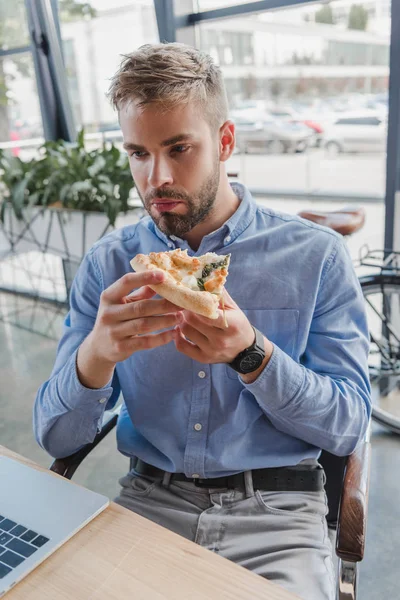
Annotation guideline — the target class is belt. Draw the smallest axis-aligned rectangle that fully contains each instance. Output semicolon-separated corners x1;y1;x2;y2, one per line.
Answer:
132;458;325;492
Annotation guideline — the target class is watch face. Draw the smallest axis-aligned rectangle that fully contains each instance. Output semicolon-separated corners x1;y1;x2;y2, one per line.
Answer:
240;352;263;373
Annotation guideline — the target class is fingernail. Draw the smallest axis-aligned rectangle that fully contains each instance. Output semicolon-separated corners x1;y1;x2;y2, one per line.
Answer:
153;271;164;282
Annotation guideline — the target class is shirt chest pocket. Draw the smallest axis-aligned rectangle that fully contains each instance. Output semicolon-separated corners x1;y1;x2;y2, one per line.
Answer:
226;308;300;380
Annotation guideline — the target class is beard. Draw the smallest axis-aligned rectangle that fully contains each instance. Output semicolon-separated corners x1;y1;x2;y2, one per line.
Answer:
139;162;220;238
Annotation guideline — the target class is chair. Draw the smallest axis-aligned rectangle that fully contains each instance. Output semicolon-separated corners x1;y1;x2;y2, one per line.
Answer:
50;406;371;600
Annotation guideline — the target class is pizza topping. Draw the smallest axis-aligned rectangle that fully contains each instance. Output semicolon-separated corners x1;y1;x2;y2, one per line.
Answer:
197;278;206;291
204;272;226;293
130;248;230;324
181;274;200;290
147;248;230;296
171;253;200;269
201;255;230;279
149;252;172;270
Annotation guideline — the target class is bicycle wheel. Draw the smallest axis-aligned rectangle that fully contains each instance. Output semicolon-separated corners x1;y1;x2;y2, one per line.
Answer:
360;274;400;433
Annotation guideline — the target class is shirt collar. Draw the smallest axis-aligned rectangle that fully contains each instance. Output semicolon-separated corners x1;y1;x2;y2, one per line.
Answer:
151;182;256;251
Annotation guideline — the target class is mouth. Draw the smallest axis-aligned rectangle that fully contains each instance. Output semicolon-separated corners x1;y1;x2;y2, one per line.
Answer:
151;200;183;213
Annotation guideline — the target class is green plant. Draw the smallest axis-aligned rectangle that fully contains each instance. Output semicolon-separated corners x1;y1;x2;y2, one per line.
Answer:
348;4;368;31
0;129;134;226
315;3;335;25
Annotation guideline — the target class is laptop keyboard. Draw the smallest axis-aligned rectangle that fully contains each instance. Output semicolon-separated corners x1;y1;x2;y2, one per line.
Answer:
0;515;49;579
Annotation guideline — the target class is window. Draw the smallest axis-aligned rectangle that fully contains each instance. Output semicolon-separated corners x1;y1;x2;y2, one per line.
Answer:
195;0;390;256
200;30;254;66
0;54;43;148
0;0;30;50
58;0;158;139
0;0;43;151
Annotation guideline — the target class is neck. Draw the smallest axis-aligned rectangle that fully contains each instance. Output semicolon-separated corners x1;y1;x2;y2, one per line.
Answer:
183;173;239;251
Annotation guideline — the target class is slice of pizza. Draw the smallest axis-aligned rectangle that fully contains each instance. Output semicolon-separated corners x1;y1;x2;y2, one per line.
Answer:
130;248;231;321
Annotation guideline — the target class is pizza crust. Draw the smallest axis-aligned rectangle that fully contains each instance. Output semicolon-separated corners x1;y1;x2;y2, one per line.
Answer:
130;253;220;319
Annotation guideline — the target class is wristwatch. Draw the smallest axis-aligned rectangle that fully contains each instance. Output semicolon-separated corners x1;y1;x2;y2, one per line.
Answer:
228;326;266;374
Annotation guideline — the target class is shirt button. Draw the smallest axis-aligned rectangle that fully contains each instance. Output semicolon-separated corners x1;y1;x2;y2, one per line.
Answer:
167;242;173;248
194;423;202;431
99;398;107;404
198;370;206;379
224;235;231;244
192;473;200;479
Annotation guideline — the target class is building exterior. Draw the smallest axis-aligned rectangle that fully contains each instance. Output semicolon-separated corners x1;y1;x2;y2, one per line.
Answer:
58;0;389;128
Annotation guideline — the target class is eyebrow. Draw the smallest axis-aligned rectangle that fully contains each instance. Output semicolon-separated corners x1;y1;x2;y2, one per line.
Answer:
123;133;195;152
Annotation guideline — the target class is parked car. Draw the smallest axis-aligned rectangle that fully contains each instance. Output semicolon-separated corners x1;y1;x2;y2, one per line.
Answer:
232;114;315;154
268;106;329;147
323;111;387;155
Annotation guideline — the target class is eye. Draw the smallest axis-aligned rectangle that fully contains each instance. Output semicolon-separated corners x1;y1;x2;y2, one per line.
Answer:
129;150;147;159
171;145;188;154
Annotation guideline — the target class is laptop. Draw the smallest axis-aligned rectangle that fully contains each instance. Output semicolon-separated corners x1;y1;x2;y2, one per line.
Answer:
0;456;109;596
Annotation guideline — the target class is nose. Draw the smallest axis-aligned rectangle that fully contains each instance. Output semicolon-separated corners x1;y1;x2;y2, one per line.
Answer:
147;155;173;189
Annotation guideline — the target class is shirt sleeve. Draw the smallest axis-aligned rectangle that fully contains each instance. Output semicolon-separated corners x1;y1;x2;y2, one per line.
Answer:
242;237;371;456
33;249;120;458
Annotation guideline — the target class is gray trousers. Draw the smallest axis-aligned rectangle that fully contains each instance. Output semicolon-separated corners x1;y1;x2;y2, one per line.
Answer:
114;470;335;600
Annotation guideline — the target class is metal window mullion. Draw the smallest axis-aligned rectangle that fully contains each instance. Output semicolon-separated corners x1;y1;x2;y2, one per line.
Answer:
0;45;32;58
154;0;177;42
175;0;318;27
24;0;75;141
384;0;400;251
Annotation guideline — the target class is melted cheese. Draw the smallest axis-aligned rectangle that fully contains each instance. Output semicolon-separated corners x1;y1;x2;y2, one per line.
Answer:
181;275;199;290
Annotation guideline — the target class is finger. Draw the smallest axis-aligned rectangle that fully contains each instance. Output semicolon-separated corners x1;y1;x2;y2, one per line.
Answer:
174;326;204;362
128;328;176;352
178;320;209;347
219;287;238;309
123;286;157;304
183;309;227;332
114;313;180;337
102;270;165;305
111;297;182;322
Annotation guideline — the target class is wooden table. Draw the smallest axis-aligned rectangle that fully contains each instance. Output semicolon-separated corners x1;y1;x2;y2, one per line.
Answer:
1;445;299;599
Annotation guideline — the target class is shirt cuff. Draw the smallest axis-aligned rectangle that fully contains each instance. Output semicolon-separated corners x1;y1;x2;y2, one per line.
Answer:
58;348;114;410
241;344;304;411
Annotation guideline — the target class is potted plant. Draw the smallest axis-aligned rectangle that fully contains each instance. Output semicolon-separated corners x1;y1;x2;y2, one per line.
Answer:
0;129;140;261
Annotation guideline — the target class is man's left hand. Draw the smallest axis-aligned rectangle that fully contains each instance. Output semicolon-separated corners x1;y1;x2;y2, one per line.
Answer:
173;289;256;364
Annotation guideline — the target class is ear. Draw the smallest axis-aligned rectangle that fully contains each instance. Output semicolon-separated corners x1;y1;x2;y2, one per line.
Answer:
219;120;236;162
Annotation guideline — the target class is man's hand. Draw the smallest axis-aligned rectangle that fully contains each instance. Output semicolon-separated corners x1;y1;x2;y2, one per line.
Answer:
173;289;273;381
77;270;181;389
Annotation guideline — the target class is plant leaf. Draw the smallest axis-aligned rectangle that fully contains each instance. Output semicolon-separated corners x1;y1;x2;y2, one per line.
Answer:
11;178;29;218
87;155;106;178
77;128;85;149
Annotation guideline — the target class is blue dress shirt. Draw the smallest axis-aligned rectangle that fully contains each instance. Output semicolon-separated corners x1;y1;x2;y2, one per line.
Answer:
34;183;371;476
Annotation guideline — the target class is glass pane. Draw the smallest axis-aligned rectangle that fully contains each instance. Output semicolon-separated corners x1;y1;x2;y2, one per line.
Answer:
0;54;44;153
0;0;30;50
59;0;159;143
196;0;391;258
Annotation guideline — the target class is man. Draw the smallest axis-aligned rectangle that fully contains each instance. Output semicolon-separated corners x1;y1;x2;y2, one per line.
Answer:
34;43;371;600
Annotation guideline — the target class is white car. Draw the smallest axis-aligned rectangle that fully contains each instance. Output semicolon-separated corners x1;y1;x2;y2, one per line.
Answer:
323;112;387;155
232;113;315;154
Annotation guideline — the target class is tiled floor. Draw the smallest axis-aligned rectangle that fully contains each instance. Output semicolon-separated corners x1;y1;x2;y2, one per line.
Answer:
0;297;399;599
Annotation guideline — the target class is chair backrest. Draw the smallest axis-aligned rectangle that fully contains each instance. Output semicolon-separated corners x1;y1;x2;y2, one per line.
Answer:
319;450;347;528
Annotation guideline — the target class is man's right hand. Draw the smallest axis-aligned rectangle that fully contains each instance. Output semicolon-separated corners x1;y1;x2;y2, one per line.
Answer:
77;270;181;389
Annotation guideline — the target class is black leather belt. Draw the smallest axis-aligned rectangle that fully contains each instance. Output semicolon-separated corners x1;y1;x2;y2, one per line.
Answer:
132;458;325;492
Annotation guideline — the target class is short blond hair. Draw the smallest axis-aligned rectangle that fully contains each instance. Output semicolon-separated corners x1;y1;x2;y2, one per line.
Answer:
107;43;229;132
